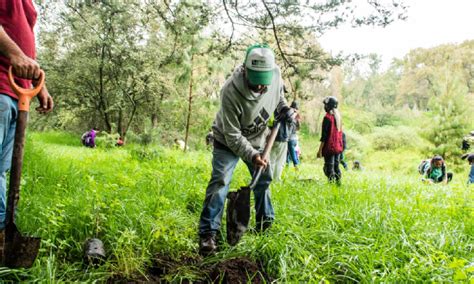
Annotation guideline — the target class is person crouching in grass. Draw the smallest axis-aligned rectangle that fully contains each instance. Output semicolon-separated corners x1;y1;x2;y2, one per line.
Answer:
461;153;474;185
420;155;453;185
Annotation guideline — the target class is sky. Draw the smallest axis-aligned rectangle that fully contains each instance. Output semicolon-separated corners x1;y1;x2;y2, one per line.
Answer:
318;0;474;70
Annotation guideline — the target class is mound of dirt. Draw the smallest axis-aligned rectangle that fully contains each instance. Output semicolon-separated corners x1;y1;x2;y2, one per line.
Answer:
108;255;270;283
208;257;269;284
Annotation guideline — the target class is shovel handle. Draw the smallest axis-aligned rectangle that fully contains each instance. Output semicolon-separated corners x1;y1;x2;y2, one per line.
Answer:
248;121;281;190
8;66;45;112
5;67;45;226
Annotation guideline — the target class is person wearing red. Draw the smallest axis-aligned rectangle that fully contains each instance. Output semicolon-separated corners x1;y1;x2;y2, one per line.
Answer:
317;96;343;185
0;0;54;230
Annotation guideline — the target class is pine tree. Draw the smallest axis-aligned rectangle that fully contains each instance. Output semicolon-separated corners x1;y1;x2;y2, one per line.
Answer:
426;70;471;162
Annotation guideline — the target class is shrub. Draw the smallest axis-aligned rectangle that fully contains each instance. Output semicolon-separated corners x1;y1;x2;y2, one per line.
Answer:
344;129;370;160
130;147;162;161
370;126;423;151
343;107;377;134
96;132;120;149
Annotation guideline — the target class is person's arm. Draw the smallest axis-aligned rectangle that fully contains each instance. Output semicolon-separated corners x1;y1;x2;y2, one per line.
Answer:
295;114;301;130
0;26;53;113
442;165;448;185
317;142;324;158
221;94;261;165
317;117;330;158
422;166;434;184
0;26;40;79
33;82;54;113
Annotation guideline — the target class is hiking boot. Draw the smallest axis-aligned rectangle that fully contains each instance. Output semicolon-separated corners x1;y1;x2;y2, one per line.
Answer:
199;234;217;255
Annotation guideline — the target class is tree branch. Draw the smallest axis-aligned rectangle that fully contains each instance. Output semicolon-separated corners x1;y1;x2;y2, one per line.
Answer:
261;0;298;73
222;0;235;53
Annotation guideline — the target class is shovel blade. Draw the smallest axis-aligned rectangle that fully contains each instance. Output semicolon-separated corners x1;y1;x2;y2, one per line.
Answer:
226;186;251;246
4;223;40;268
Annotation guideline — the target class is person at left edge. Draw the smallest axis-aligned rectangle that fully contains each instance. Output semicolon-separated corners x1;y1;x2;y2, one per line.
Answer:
0;0;54;230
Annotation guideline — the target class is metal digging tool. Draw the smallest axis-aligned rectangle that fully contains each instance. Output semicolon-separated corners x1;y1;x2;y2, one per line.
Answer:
1;67;44;268
226;121;281;246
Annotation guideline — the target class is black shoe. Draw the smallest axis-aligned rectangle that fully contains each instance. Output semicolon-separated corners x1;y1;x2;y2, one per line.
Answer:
255;220;273;233
199;234;217;255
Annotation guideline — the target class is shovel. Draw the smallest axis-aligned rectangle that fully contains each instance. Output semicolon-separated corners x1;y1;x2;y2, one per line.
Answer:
1;66;44;268
226;121;281;246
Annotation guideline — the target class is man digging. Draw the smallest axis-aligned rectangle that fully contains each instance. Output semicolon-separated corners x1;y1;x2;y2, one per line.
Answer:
198;44;293;255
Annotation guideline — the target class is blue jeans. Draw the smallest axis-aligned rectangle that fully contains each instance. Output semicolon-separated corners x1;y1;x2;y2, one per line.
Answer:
0;94;18;230
287;139;299;166
469;165;474;184
198;147;274;236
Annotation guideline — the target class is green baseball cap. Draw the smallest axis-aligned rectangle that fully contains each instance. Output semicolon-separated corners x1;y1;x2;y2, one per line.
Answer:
244;44;275;86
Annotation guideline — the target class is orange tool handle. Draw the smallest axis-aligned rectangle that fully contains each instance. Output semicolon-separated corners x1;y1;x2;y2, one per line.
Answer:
8;66;45;112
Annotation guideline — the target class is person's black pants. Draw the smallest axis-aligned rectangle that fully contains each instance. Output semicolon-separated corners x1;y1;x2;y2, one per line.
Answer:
435;172;453;183
324;154;341;183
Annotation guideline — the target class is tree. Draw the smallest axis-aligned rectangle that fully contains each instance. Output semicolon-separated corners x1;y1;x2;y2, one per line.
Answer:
425;70;472;161
219;0;407;77
396;41;474;109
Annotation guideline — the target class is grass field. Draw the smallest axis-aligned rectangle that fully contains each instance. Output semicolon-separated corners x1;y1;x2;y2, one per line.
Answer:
1;132;473;282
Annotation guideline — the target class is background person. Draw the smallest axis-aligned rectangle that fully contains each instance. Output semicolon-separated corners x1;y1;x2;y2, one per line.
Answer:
352;160;363;171
461;153;474;184
340;132;348;170
269;111;291;181
116;136;124;147
81;128;98;148
286;100;300;170
420;155;453;184
462;130;474;151
317;96;343;184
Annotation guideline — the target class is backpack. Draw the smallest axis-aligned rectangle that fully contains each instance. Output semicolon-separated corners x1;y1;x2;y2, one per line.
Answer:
418;160;430;175
322;113;343;156
81;131;92;146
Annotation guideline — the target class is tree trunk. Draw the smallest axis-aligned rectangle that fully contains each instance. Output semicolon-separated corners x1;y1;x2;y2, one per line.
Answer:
123;104;137;138
117;108;123;137
151;113;158;128
151;93;165;128
184;51;195;153
99;43;112;132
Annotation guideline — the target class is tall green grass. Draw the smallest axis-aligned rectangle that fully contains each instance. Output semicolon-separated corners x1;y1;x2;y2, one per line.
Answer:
1;132;472;282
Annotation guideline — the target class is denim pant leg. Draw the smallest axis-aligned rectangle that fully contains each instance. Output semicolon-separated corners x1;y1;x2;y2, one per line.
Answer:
340;152;348;169
287;139;299;166
0;95;18;230
198;148;239;236
244;162;274;225
469;165;474;184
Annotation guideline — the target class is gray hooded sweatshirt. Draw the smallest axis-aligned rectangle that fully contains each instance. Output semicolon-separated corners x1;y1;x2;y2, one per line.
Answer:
212;65;287;163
